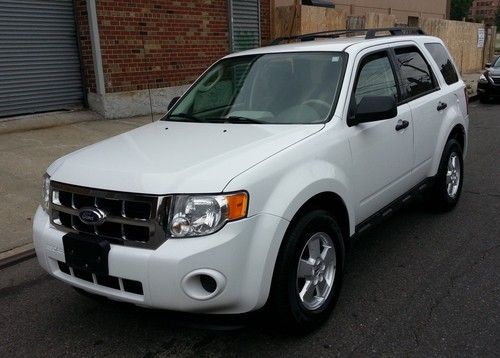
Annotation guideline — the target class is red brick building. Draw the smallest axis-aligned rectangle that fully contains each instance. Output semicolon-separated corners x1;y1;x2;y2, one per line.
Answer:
77;0;271;118
0;1;270;119
468;0;500;26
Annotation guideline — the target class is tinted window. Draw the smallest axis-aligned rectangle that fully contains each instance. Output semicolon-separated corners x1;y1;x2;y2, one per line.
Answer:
425;43;459;85
394;47;437;100
492;56;500;68
354;52;398;105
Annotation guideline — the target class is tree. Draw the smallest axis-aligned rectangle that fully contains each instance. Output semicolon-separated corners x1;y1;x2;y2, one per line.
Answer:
450;0;474;21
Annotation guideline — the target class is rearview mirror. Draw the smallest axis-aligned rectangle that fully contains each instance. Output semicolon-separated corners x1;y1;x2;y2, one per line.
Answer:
348;96;397;126
485;63;492;69
168;96;180;110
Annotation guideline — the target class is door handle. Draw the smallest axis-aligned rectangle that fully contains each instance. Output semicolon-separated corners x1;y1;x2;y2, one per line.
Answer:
395;119;409;131
437;102;448;111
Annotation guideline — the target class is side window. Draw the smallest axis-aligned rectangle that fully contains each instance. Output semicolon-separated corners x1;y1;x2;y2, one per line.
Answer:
424;43;459;85
394;46;437;100
354;51;398;105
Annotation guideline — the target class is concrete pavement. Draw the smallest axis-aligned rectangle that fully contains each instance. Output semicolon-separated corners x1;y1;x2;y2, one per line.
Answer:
0;112;157;256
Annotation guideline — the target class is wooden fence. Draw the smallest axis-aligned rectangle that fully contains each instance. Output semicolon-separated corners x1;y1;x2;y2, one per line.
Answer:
418;18;496;73
272;4;497;73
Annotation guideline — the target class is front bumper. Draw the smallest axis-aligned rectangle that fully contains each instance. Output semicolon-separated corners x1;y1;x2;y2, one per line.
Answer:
33;206;289;314
477;80;500;97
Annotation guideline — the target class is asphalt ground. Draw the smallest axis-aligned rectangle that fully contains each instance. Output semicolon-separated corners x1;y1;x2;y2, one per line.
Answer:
1;102;498;357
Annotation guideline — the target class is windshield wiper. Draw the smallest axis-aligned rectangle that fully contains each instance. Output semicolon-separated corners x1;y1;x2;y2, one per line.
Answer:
169;114;265;124
168;113;204;122
223;116;266;124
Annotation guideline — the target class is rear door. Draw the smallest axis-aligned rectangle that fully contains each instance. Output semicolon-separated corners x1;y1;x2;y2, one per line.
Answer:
347;47;414;222
391;44;443;181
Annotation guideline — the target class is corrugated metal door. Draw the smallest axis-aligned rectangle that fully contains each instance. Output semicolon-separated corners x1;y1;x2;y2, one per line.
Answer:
229;0;261;53
0;0;84;118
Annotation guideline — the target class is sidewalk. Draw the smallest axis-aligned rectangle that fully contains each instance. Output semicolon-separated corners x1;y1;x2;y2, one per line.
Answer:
0;111;156;258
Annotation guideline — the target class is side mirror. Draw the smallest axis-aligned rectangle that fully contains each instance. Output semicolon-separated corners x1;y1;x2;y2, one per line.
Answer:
168;96;180;110
485;63;492;69
348;96;397;126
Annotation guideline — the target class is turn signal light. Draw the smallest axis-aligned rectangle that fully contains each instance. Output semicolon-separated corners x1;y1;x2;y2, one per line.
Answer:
226;192;248;220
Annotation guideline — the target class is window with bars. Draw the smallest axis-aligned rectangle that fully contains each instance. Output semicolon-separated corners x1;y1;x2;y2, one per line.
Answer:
229;0;261;53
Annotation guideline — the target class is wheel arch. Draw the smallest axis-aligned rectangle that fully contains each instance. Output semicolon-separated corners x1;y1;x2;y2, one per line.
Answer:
284;192;351;247
431;120;467;176
447;123;466;153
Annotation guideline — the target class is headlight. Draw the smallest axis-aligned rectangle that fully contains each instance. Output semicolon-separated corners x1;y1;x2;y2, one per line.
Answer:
169;192;248;237
479;73;488;83
41;173;51;212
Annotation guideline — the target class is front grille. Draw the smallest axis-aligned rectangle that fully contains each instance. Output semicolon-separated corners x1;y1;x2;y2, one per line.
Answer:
58;261;144;295
50;181;170;249
491;76;500;85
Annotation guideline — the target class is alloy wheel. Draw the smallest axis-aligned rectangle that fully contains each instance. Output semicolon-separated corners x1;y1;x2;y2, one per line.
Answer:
296;232;336;311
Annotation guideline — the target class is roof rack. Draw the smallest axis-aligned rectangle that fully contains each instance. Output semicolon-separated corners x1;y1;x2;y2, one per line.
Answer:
271;27;425;45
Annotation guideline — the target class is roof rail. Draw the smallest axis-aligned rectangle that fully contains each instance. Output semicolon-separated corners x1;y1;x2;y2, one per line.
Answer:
271;27;425;45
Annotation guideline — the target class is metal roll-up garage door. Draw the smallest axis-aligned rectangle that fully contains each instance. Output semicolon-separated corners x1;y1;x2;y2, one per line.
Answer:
0;0;84;118
229;0;261;53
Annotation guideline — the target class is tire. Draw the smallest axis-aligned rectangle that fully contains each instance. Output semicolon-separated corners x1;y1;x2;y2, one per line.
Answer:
268;209;345;333
479;95;489;104
425;138;464;212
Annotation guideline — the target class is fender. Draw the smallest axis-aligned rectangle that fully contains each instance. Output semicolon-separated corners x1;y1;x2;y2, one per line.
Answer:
225;152;355;310
224;129;356;236
269;171;355;236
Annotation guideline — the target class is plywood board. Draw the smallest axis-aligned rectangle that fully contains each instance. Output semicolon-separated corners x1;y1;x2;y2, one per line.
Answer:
300;6;346;33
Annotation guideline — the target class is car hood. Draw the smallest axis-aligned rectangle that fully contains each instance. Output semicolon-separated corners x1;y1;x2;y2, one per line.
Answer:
48;121;324;194
488;67;500;77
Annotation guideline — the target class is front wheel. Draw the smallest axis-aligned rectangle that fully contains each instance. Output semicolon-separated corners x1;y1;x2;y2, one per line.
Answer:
269;210;345;333
425;139;464;212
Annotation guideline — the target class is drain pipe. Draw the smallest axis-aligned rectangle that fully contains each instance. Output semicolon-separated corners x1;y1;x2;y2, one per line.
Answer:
87;0;105;95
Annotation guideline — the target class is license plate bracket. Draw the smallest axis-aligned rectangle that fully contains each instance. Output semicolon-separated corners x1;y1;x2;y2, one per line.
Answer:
63;233;110;275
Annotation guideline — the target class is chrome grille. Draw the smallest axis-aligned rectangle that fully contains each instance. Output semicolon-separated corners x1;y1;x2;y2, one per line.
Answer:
49;181;170;249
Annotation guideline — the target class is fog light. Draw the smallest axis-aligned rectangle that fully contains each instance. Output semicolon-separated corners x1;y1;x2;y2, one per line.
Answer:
200;274;217;293
181;269;226;300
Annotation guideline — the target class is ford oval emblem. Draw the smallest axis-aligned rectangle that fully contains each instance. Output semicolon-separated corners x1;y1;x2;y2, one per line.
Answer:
78;207;107;225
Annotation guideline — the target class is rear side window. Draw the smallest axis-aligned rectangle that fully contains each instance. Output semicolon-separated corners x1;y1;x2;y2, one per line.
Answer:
424;43;459;85
394;46;437;101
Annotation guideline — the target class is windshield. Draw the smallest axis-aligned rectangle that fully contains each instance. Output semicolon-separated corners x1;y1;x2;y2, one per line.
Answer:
493;56;500;68
164;52;345;124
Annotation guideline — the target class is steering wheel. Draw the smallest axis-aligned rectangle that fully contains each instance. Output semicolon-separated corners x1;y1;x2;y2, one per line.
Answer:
302;99;331;117
198;66;224;92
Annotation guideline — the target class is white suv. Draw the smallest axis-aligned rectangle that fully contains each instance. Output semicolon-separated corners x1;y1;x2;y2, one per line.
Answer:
34;28;469;331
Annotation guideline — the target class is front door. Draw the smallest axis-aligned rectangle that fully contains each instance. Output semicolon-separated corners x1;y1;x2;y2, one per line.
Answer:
347;49;414;222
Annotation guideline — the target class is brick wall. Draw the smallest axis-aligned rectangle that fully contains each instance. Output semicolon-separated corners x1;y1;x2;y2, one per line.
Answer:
76;1;271;94
97;0;229;93
261;0;271;45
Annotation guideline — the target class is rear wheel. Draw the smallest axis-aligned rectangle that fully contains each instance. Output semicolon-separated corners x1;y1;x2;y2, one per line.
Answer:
269;210;344;333
425;139;464;212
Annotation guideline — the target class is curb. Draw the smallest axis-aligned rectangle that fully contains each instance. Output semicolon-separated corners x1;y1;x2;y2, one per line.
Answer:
0;244;36;270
